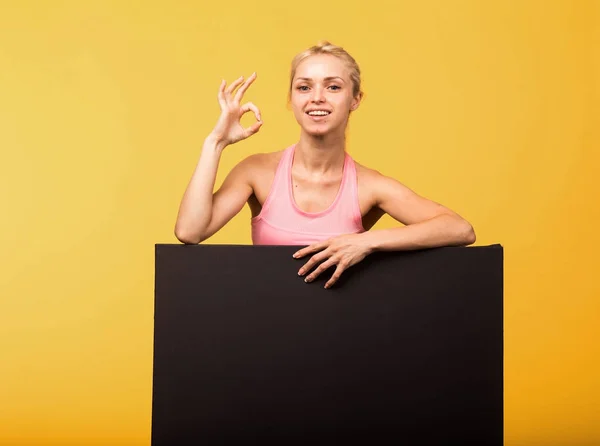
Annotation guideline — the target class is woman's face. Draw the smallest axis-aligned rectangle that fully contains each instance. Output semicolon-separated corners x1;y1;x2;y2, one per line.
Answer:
290;54;360;137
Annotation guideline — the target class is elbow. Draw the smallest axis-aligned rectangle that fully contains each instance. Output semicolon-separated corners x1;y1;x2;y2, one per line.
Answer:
174;225;204;245
446;213;475;246
461;220;476;246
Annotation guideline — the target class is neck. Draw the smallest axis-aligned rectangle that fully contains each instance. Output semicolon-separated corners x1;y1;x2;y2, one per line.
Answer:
294;131;346;175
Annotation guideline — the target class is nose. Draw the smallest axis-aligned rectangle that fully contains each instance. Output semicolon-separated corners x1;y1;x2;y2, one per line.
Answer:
311;86;325;103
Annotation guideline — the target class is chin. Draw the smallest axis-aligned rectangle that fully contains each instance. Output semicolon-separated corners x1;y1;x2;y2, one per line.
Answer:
307;123;345;137
305;124;328;133
303;128;332;138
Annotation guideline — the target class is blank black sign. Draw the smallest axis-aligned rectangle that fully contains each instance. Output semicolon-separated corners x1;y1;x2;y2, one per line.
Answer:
152;244;503;445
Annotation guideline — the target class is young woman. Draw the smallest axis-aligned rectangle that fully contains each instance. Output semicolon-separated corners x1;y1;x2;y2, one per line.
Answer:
175;41;476;288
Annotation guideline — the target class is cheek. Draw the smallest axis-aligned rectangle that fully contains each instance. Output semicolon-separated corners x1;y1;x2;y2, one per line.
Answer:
291;105;304;120
332;95;353;110
290;95;304;113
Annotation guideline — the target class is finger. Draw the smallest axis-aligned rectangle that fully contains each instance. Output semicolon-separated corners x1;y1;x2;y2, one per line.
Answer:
324;263;346;289
217;79;227;108
298;249;331;276
225;76;245;96
293;241;328;259
234;72;257;104
243;120;263;138
305;258;336;283
240;102;262;122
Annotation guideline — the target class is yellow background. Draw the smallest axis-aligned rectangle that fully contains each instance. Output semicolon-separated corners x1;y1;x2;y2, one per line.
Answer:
1;1;598;445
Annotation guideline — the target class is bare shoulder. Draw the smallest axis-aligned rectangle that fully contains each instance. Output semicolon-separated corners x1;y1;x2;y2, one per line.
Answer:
354;161;390;200
354;161;385;182
234;150;285;197
241;151;282;177
243;150;283;170
228;151;281;178
354;161;414;200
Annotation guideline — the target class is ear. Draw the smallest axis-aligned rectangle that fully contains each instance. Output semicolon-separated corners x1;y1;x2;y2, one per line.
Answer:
350;92;363;112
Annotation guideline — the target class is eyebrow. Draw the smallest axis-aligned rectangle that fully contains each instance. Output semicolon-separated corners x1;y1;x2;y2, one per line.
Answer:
295;76;345;82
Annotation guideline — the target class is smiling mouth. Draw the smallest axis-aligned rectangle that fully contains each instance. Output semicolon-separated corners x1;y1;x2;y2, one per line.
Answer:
306;111;331;117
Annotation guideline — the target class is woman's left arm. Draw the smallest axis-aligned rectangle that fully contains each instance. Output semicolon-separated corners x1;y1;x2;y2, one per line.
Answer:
359;171;476;251
294;170;475;288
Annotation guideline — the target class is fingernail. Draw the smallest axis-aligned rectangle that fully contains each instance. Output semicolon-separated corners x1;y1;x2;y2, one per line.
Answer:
298;270;303;276
305;277;311;283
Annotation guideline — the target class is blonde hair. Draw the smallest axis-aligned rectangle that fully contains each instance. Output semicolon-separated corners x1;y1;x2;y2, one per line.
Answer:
289;40;363;100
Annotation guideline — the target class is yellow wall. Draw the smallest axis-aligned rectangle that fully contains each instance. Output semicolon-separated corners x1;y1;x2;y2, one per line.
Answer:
0;1;598;444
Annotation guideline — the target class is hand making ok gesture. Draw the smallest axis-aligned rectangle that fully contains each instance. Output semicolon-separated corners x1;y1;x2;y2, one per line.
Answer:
209;73;263;147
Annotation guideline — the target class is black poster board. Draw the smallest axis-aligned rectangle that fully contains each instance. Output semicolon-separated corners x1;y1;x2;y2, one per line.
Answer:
152;244;503;445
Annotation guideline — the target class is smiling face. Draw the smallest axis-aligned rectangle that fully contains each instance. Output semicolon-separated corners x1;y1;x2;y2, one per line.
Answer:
290;54;361;137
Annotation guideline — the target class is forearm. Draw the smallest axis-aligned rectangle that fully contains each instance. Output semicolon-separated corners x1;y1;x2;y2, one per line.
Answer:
174;135;227;244
363;213;476;253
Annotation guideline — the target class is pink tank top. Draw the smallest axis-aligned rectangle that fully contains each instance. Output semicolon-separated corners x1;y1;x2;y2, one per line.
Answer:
251;144;365;246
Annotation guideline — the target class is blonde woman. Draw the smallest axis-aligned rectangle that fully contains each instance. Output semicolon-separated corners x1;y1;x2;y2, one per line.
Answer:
175;41;476;288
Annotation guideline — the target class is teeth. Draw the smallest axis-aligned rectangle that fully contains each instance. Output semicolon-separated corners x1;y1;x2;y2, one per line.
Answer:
308;111;330;116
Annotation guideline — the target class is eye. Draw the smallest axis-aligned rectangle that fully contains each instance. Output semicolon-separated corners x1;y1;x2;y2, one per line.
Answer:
328;85;341;91
297;85;309;91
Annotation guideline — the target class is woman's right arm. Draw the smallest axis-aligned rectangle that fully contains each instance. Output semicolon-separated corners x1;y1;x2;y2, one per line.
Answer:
174;73;262;244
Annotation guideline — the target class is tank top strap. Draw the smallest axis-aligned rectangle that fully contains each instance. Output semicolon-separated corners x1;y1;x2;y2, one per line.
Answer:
339;152;363;229
254;144;295;219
